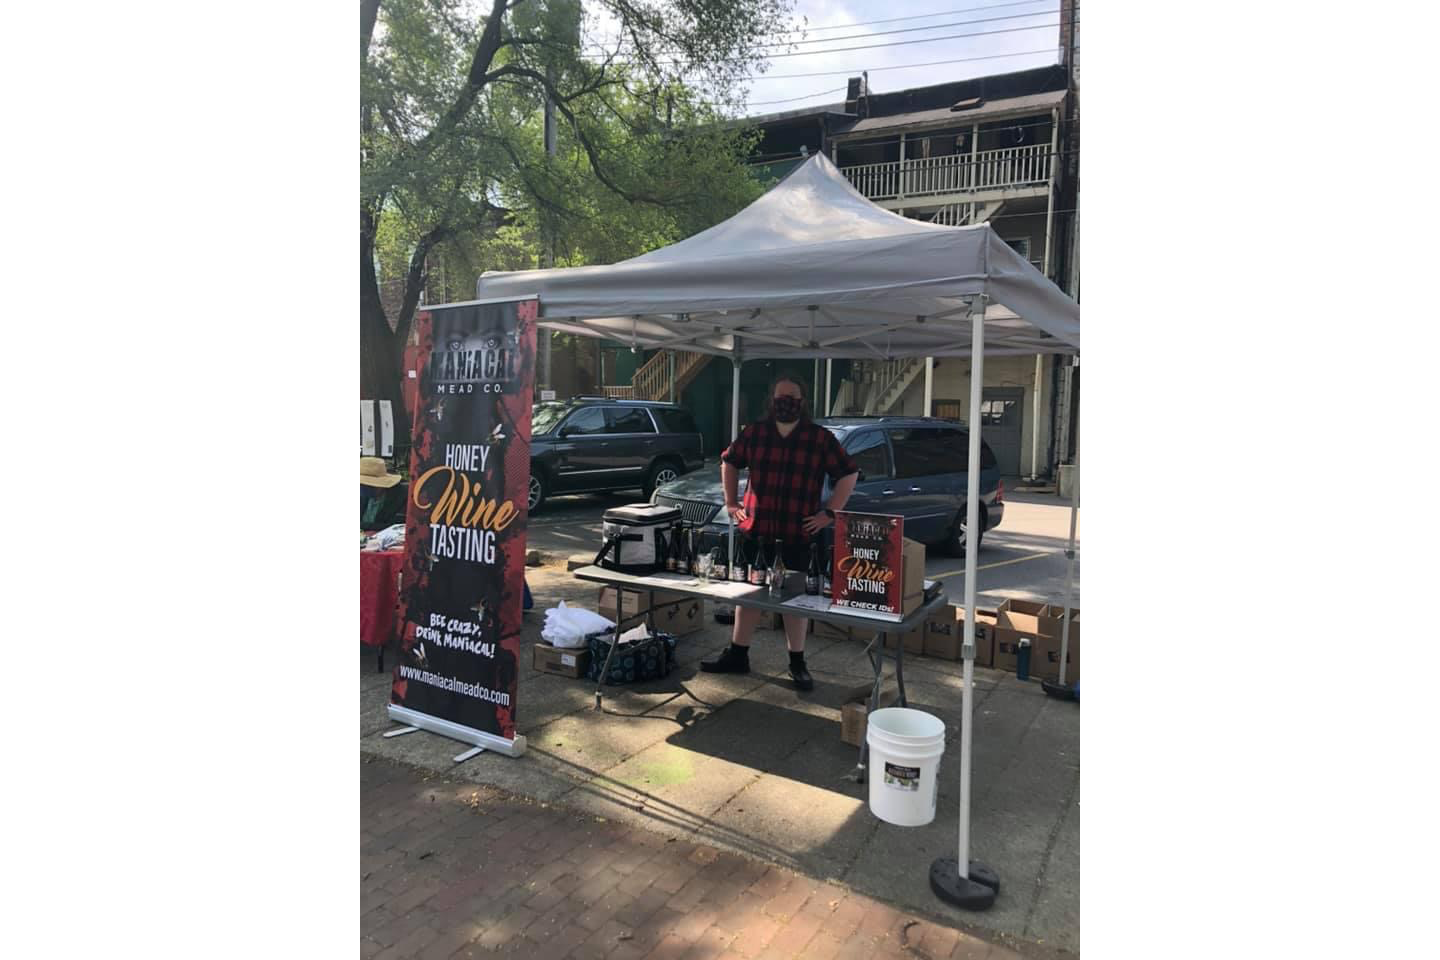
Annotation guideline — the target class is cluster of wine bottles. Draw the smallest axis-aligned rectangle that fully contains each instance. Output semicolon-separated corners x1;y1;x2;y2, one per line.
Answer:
657;520;703;576
660;523;838;601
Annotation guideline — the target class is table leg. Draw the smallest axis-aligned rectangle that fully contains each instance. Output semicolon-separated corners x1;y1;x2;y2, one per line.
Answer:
894;633;908;707
594;610;650;711
855;635;884;783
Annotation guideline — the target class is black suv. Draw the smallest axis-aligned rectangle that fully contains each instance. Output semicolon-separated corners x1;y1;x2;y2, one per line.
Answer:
528;397;705;512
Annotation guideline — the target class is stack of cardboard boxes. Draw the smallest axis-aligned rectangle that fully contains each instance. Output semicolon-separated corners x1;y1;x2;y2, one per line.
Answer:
993;598;1081;684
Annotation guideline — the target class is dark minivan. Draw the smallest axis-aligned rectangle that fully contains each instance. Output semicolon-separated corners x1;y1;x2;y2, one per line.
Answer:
651;416;1003;555
529;397;705;512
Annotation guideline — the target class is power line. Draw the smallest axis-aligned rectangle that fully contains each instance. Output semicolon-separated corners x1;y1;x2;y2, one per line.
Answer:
749;46;1060;81
782;1;1058;34
581;19;1063;64
747;86;848;107
740;9;1065;50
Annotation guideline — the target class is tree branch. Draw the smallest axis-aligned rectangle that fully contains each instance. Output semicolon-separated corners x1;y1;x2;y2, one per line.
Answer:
410;0;510;160
488;65;679;207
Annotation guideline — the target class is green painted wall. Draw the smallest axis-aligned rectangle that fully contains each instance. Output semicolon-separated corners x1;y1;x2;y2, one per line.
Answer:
679;357;852;456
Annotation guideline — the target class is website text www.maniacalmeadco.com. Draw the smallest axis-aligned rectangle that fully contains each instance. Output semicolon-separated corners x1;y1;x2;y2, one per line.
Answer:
398;666;511;707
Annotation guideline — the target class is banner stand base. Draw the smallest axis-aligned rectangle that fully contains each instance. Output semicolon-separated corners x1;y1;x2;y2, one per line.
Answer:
382;725;420;738
386;705;527;758
453;746;486;764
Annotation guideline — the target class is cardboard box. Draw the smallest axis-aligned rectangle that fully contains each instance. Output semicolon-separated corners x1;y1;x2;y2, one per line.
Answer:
1032;607;1080;684
900;538;926;615
652;593;704;638
993;626;1042;675
882;625;926;655
533;642;591;678
598;587;699;636
841;699;869;747
924;605;998;665
996;597;1053;637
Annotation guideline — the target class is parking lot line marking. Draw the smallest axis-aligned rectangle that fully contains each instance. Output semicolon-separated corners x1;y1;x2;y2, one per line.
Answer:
932;550;1055;579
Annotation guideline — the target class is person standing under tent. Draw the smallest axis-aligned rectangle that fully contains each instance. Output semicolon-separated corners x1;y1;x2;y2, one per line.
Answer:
700;374;859;691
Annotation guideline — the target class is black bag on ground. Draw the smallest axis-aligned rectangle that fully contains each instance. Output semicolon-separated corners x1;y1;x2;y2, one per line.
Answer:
586;631;678;685
593;503;682;575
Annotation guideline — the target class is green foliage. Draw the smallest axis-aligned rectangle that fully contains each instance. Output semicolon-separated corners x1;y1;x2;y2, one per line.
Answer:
363;0;793;300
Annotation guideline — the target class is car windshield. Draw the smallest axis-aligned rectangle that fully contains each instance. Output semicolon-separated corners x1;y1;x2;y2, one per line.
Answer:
532;403;568;436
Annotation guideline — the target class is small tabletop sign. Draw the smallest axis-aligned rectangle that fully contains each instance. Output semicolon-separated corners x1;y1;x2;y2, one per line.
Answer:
831;512;905;617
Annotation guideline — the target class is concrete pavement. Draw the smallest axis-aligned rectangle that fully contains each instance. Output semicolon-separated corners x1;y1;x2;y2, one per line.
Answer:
363;756;1037;960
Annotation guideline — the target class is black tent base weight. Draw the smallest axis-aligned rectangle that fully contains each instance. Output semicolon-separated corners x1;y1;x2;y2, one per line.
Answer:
929;857;1000;911
1041;680;1079;701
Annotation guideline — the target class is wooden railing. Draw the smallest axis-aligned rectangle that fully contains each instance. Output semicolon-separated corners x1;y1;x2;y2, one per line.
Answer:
841;144;1052;201
608;349;713;402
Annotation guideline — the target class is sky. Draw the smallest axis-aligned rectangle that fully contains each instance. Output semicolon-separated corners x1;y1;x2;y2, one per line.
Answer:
740;0;1063;116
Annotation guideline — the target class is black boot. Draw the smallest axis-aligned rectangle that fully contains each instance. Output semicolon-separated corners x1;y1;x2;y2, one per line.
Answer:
788;652;814;692
700;644;751;674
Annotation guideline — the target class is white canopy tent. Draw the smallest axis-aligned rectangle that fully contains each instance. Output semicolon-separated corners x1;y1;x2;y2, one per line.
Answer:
476;152;1080;909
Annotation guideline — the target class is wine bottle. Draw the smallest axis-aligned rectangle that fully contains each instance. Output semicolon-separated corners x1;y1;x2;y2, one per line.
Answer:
687;527;699;576
805;540;820;595
769;539;786;598
748;537;767;586
821;541;833;598
672;522;686;573
731;536;749;583
656;526;670;571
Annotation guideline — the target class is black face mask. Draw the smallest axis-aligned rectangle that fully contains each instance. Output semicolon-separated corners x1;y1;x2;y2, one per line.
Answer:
772;395;804;424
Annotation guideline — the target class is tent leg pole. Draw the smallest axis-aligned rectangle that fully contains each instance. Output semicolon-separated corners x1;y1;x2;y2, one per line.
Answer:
728;358;741;574
930;297;998;911
1059;415;1079;683
825;359;833;416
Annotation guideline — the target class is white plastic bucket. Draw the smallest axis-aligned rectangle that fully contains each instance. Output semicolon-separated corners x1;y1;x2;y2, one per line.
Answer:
866;707;946;827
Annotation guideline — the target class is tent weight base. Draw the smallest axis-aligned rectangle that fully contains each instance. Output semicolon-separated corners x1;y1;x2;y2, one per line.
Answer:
1040;680;1078;701
929;858;999;911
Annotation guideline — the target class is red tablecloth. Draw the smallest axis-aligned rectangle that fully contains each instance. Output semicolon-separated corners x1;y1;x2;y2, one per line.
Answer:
360;549;406;649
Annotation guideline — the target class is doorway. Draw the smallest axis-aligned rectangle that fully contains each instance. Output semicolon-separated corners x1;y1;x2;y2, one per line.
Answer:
980;388;1025;476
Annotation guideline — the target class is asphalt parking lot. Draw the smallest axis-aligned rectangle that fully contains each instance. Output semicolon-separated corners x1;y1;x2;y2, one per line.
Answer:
524;484;1080;609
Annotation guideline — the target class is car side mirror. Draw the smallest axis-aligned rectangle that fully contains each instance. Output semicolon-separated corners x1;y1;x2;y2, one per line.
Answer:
857;470;868;482
557;426;572;438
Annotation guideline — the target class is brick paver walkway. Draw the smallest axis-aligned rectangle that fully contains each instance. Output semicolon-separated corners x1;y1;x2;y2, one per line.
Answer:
362;756;1027;960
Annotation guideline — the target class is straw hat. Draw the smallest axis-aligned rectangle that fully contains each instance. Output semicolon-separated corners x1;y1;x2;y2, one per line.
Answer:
360;457;402;489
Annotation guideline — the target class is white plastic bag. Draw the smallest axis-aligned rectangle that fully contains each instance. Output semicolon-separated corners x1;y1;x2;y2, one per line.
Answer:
541;600;615;649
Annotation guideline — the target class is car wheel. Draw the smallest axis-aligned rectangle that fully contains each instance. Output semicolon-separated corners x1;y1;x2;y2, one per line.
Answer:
643;460;682;498
944;507;985;558
527;470;547;513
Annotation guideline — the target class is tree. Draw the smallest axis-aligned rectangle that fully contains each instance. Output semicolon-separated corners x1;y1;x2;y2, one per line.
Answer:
361;0;795;405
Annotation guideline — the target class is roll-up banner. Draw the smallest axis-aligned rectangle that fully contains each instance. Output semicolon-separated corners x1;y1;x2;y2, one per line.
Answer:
388;297;538;756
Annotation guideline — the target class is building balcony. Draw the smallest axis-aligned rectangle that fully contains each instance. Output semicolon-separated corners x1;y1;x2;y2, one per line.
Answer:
840;144;1053;205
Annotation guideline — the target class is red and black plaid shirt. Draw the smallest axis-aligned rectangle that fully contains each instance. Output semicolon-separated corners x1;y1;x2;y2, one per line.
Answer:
720;417;858;543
